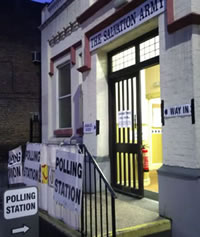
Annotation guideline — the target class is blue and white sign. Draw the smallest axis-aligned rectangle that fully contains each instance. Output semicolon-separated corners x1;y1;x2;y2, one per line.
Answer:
90;0;166;51
84;122;96;134
164;104;191;118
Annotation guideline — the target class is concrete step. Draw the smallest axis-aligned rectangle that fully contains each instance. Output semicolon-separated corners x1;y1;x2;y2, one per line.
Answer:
39;210;171;237
116;219;171;237
39;192;171;237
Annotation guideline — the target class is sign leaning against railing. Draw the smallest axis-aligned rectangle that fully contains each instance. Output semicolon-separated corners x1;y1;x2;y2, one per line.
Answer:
54;149;84;214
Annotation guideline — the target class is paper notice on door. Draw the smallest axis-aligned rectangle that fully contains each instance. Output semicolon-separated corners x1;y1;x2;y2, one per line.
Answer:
118;110;132;128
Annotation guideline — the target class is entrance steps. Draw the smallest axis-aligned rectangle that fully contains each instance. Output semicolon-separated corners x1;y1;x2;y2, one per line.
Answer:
116;219;171;237
39;193;171;237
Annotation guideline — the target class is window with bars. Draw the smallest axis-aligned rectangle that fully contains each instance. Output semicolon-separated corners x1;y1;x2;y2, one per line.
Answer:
139;35;159;62
58;62;71;128
112;46;136;72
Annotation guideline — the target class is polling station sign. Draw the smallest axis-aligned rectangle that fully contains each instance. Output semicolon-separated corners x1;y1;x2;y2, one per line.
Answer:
8;146;23;185
23;143;41;186
54;149;84;213
4;186;38;220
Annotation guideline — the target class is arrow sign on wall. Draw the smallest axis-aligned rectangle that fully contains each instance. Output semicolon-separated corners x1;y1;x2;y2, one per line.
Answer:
12;225;30;235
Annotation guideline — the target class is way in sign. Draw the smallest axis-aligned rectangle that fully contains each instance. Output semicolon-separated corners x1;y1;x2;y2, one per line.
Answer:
164;104;191;118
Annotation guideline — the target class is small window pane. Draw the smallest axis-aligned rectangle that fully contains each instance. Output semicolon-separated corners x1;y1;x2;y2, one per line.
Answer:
112;46;135;72
59;97;71;128
140;36;159;62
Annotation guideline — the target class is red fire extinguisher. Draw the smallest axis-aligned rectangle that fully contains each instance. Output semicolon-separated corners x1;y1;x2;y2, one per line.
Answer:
142;147;149;172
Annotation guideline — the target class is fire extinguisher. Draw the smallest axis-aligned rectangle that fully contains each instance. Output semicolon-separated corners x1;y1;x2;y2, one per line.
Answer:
142;147;149;172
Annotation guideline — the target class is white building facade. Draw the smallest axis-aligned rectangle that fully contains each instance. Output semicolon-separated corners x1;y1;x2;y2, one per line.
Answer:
41;0;200;236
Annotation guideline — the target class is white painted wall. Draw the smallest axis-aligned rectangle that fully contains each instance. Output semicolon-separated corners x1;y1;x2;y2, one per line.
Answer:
41;0;114;152
191;0;200;14
82;54;97;155
159;11;200;168
41;0;83;143
41;27;51;144
174;0;191;20
173;0;200;20
192;25;200;168
96;51;109;157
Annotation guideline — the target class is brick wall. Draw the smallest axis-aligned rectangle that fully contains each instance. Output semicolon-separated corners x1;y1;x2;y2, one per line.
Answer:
0;0;43;161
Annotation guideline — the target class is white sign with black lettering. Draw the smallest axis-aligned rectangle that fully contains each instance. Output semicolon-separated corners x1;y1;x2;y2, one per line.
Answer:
54;150;83;213
8;146;23;185
4;187;38;220
118;110;132;128
84;123;96;134
164;104;191;118
23;143;41;186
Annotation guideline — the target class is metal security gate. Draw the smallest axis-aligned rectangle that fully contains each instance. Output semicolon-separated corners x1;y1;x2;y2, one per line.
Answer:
109;72;143;197
108;30;160;197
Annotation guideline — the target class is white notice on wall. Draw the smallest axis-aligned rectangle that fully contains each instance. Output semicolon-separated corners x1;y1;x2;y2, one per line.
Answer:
54;149;84;214
84;123;96;134
118;110;132;128
8;146;23;185
164;104;191;118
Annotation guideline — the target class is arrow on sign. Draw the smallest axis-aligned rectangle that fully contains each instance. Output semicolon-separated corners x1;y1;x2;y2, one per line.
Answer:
12;225;30;235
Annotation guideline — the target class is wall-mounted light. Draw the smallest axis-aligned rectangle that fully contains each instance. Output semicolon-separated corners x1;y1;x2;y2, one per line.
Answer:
30;112;40;121
32;51;41;64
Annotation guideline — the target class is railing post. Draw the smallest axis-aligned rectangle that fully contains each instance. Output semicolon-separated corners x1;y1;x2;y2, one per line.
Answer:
79;144;116;237
111;196;116;237
81;190;84;236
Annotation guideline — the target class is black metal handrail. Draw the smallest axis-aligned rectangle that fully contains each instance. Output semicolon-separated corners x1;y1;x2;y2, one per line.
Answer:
79;144;117;237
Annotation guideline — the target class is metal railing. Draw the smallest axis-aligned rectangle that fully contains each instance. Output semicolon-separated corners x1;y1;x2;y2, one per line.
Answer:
79;144;117;237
